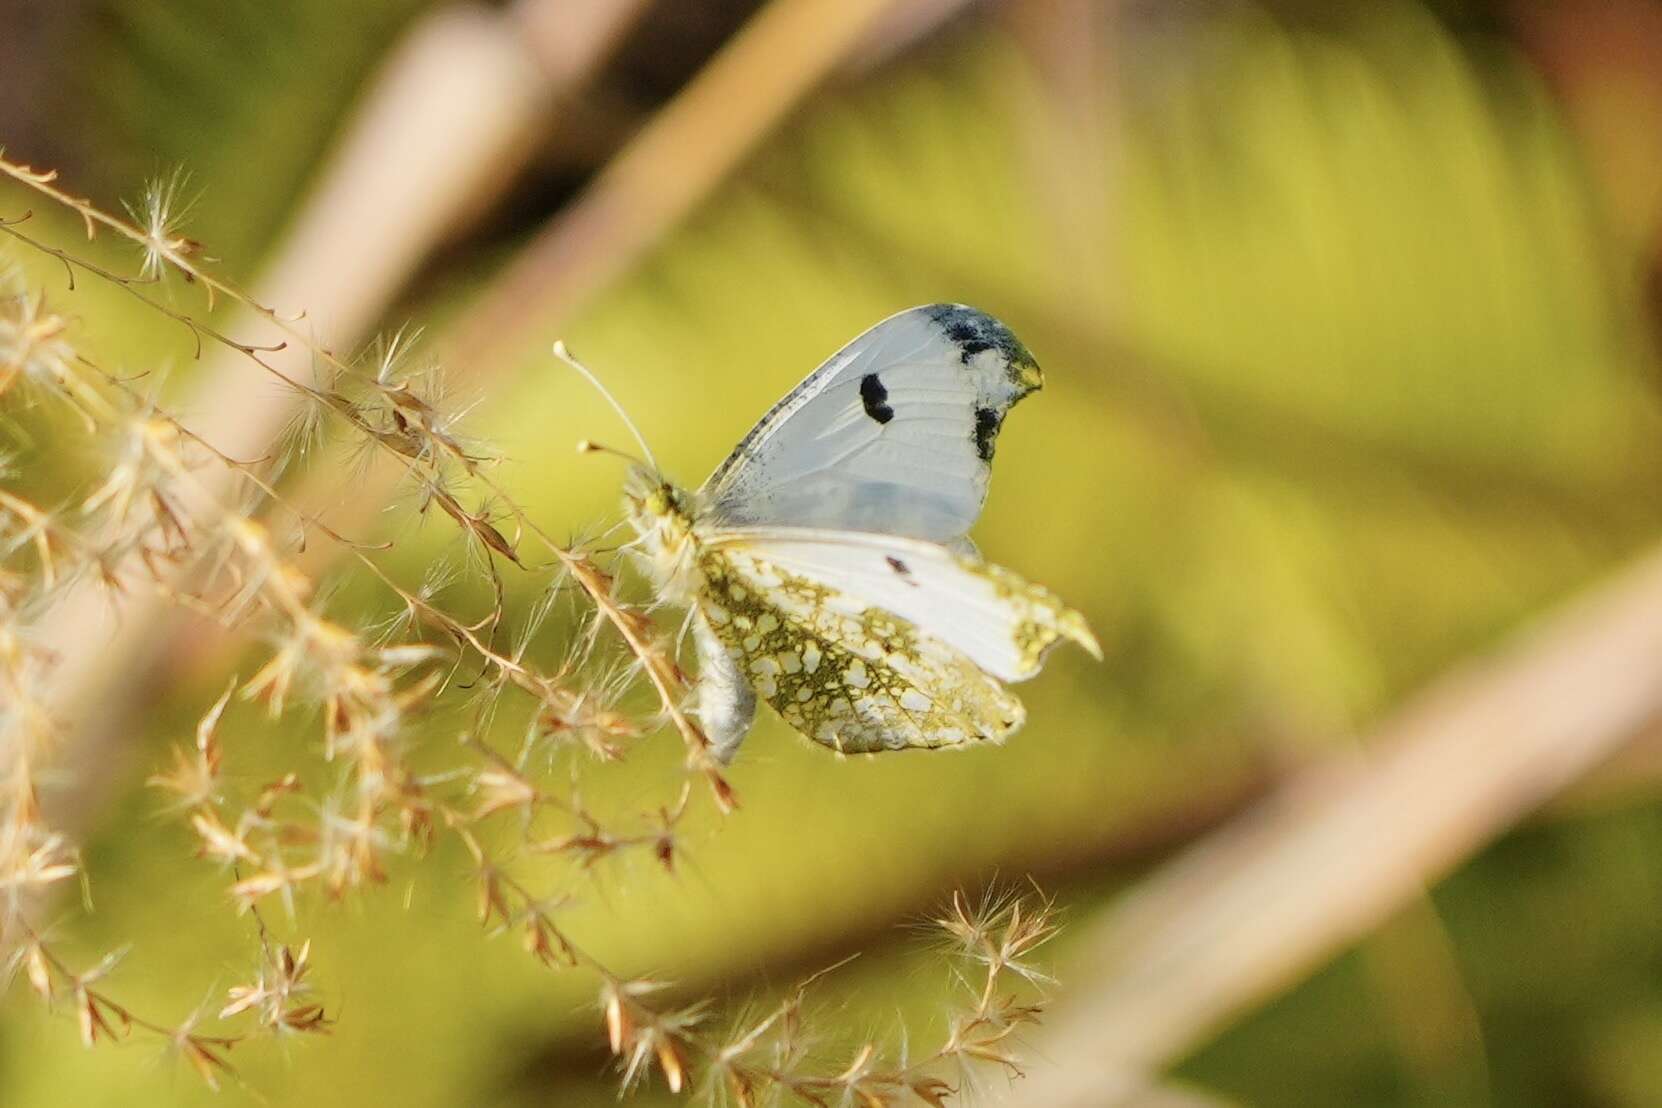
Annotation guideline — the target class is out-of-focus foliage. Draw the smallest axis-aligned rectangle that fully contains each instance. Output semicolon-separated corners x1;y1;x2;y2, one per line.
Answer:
4;2;1662;1106
75;0;435;264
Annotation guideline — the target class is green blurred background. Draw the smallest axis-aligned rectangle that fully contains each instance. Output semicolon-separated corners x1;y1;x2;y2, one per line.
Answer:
6;0;1662;1104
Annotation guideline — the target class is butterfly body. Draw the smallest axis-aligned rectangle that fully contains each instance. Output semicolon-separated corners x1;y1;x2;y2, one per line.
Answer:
624;305;1099;763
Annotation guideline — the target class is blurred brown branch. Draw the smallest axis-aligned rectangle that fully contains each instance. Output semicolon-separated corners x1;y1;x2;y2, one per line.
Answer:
1003;543;1662;1106
32;0;647;832
272;0;930;588
439;0;912;374
276;0;924;583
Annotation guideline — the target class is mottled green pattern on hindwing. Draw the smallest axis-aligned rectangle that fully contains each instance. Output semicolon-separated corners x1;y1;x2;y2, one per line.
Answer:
697;549;1024;753
962;556;1102;676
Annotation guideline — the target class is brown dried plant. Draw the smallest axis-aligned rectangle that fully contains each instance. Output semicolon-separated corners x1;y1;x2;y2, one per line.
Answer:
0;155;1056;1101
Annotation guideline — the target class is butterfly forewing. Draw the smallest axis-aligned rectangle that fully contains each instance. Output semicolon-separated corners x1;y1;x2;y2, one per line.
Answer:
695;541;1025;753
699;305;1044;544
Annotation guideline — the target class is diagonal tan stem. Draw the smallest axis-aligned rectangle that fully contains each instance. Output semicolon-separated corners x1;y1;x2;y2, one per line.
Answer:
437;0;910;373
1005;543;1662;1106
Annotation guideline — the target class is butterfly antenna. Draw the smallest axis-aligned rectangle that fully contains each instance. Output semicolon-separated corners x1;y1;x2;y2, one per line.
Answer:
553;340;659;473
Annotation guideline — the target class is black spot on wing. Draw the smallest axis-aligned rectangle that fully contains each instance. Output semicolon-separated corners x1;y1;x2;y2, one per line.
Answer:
859;373;893;424
924;304;1041;390
973;406;1003;462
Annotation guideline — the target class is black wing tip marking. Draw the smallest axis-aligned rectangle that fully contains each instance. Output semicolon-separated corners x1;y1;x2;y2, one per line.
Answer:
973;406;1004;462
922;304;1044;393
921;304;1037;463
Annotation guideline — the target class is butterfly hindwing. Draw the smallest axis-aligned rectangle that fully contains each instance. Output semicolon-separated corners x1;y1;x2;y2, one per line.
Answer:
695;538;1025;753
707;528;1100;683
698;305;1044;543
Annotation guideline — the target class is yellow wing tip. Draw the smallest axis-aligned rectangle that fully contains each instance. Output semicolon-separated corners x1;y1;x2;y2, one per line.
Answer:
1064;609;1103;661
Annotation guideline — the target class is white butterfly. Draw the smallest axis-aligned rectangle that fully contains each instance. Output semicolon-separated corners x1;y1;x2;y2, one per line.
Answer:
616;304;1100;763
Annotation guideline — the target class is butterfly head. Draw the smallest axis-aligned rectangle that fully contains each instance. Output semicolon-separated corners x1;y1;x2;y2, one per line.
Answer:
624;470;703;603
